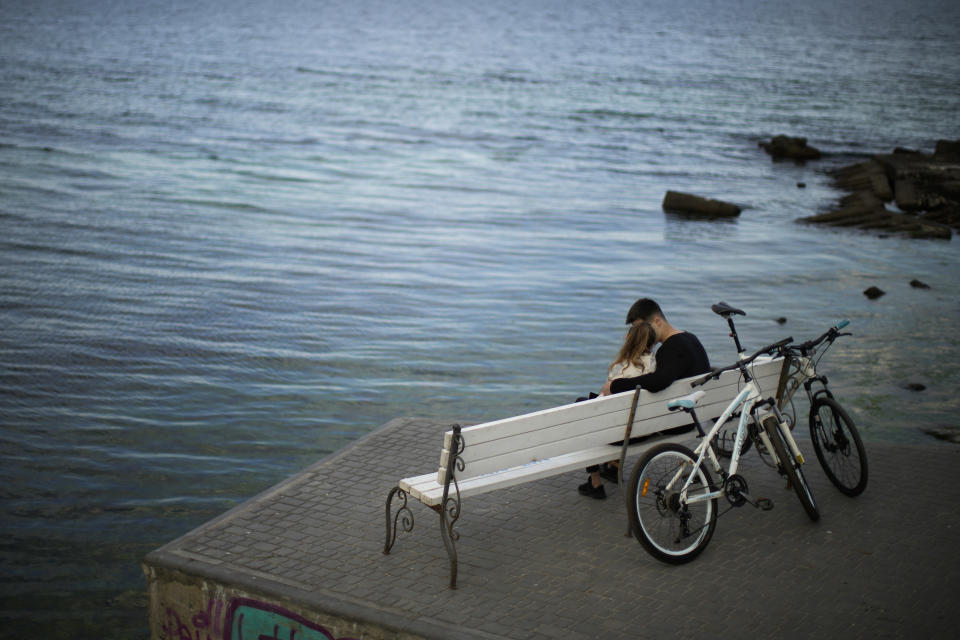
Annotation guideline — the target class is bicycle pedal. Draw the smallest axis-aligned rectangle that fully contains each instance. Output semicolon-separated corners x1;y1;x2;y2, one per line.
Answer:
756;498;774;511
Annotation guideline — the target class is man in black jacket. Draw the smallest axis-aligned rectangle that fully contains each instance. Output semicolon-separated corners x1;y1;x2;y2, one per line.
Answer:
580;298;711;499
601;297;711;395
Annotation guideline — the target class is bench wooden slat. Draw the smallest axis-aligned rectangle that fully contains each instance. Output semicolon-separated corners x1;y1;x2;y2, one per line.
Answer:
441;358;780;452
404;430;695;506
436;358;782;485
397;472;443;505
438;372;732;478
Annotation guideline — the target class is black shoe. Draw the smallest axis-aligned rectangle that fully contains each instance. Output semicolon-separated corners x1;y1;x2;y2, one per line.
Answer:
578;480;607;500
599;464;621;484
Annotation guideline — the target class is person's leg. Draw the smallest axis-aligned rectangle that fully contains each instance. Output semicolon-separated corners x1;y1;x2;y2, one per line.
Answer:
599;460;620;483
578;469;606;498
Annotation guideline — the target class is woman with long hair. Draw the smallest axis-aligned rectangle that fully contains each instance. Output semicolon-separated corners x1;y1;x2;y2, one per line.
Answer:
578;321;658;500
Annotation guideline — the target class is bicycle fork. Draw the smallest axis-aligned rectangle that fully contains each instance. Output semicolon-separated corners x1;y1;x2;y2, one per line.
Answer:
758;404;805;466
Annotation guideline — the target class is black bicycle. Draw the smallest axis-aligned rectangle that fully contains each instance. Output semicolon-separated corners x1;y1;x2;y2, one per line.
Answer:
711;302;868;496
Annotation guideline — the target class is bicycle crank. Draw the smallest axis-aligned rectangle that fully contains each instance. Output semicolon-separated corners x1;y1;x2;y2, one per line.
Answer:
724;475;749;507
724;474;773;510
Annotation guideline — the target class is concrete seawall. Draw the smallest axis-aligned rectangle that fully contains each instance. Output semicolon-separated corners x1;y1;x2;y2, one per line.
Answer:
143;417;960;639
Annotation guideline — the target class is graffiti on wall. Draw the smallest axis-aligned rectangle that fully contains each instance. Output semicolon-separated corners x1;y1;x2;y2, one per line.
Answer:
226;597;359;640
160;596;359;640
161;596;223;640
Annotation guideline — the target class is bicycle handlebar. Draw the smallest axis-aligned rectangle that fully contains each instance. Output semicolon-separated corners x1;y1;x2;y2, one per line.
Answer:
691;336;792;388
785;319;851;353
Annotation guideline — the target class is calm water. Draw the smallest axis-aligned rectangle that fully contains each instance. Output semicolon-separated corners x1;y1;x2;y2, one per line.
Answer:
2;0;959;636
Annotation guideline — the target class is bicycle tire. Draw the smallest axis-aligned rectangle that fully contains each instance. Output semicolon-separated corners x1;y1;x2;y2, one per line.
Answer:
763;415;820;521
627;443;718;564
809;397;868;496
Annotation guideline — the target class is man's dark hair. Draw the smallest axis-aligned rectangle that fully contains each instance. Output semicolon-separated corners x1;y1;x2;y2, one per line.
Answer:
625;298;664;325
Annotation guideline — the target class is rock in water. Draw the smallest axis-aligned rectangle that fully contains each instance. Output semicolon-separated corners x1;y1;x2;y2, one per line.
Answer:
910;279;931;289
934;139;960;157
921;426;960;444
759;135;821;161
661;191;741;218
797;143;958;240
863;286;885;299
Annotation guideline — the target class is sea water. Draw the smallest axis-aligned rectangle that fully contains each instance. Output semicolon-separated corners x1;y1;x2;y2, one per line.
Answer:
1;0;958;636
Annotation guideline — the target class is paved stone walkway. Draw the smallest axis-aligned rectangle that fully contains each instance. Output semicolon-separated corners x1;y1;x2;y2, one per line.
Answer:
147;417;960;639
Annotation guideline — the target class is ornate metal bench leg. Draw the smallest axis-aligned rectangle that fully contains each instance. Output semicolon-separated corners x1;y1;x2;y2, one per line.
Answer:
440;425;464;589
384;486;413;555
440;478;461;589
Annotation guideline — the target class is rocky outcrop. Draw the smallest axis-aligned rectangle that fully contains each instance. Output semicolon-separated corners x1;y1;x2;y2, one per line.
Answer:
662;191;741;218
800;140;960;239
935;140;960;157
922;426;960;444
759;135;821;161
832;160;893;200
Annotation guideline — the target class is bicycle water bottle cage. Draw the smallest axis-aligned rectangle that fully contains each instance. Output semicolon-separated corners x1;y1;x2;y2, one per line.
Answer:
711;301;745;318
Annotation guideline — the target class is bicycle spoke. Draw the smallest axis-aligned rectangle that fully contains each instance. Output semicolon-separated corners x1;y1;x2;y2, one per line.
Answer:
628;444;718;563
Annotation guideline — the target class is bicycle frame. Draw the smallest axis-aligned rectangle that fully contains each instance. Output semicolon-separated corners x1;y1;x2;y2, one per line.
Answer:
674;374;784;506
679;386;759;505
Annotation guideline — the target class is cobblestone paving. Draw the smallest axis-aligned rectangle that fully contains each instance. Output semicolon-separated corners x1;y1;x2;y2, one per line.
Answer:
149;417;960;639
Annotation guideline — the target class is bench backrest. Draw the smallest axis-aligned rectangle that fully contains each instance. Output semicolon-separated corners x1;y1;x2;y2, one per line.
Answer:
438;357;783;484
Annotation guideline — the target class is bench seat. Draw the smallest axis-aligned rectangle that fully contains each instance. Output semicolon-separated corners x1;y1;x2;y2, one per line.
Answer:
398;429;692;507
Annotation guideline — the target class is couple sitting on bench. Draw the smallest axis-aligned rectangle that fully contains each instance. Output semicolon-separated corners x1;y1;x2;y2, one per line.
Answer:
382;295;773;588
577;297;711;500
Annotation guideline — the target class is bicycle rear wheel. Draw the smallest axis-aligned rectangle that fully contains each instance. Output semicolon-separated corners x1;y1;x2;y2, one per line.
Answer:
627;443;718;564
809;397;868;496
763;415;820;521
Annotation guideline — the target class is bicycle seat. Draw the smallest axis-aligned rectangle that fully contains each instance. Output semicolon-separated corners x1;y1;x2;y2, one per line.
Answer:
711;301;745;318
667;390;705;411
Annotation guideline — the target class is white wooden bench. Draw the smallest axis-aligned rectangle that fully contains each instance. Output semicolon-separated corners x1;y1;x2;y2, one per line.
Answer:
383;356;784;588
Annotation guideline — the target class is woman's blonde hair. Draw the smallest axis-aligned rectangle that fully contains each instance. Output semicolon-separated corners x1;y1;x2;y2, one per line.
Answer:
609;321;657;376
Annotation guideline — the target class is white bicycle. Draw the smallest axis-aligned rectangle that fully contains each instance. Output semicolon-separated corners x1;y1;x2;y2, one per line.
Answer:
627;338;819;564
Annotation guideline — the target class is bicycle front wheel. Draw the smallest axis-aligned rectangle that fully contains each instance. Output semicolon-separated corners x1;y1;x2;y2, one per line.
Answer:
627;443;718;564
809;397;868;496
763;415;820;521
